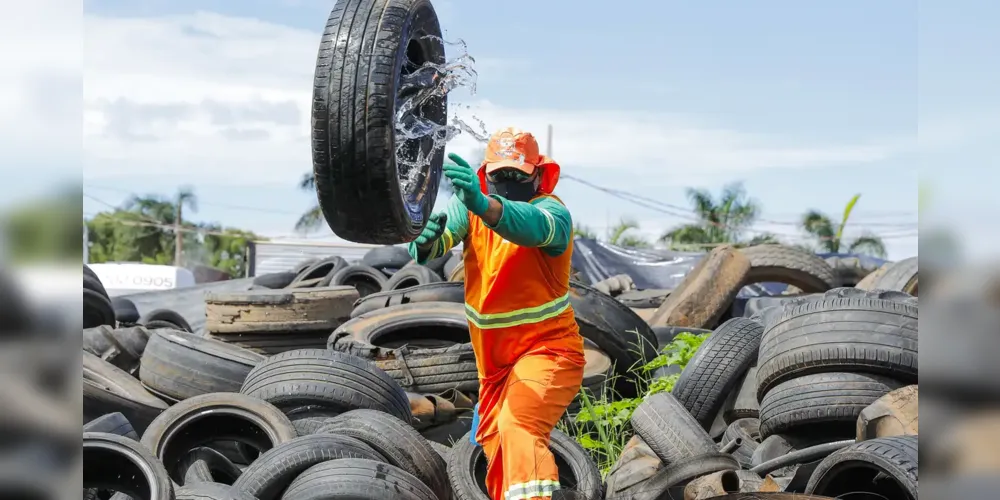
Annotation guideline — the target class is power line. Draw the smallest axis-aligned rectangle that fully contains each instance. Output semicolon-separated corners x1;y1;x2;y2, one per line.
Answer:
559;174;916;241
84;184;308;216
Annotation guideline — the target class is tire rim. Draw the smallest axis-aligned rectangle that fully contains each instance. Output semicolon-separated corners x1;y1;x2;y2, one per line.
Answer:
393;22;446;225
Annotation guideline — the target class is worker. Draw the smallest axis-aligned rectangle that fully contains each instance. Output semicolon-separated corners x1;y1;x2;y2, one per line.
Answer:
408;127;584;500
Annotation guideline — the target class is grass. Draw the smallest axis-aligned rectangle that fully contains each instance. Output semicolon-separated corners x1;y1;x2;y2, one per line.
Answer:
558;331;710;477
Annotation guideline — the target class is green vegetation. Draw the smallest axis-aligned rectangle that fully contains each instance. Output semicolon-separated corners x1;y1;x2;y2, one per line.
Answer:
801;193;886;258
659;182;778;250
85;187;262;278
560;331;710;476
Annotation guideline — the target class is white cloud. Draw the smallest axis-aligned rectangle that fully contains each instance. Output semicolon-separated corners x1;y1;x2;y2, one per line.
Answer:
82;11;907;188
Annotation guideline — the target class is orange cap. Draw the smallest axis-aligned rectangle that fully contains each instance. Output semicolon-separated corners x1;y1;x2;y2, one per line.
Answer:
483;127;541;175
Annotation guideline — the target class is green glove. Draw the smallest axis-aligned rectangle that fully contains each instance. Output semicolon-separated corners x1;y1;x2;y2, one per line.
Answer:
415;213;447;249
444;153;490;216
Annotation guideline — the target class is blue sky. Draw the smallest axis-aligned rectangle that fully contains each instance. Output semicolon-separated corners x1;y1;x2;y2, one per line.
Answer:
67;0;998;260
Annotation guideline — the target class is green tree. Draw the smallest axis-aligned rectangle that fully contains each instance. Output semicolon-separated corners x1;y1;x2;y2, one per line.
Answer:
296;173;325;234
200;224;263;278
801;194;887;257
608;218;651;248
659;182;766;250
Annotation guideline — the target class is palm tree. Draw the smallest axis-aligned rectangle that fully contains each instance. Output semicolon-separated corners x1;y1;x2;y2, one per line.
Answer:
296;172;325;234
172;187;198;265
659;182;763;250
801;194;886;258
608;217;651;248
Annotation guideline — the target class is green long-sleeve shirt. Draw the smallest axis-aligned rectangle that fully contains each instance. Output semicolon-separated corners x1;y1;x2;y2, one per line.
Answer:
408;194;573;264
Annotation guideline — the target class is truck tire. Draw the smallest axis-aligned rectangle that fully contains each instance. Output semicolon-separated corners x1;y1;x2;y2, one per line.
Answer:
739;244;836;293
805;435;917;499
139;329;265;401
671;318;763;429
311;0;447;244
282;458;437;500
759;372;901;439
756;291;918;400
239;348;412;423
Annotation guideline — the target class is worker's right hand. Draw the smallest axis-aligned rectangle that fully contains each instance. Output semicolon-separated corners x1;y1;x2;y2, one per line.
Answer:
415;213;447;249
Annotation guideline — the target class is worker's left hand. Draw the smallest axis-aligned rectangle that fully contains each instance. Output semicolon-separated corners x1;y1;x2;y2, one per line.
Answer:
444;153;490;216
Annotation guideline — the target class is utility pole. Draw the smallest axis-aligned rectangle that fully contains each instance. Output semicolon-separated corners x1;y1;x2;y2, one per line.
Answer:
174;198;183;266
546;124;553;157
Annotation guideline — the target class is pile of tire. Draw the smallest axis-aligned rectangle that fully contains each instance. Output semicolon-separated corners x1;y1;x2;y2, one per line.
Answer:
82;266;602;500
250;245;460;297
602;277;919;498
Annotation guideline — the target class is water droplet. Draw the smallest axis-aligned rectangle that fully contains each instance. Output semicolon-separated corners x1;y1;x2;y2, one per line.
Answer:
393;36;488;193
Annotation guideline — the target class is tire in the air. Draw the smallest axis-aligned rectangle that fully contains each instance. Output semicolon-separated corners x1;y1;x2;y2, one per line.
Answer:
311;0;447;244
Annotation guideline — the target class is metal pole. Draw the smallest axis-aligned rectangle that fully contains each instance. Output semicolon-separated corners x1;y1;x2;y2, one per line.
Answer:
546;124;553;157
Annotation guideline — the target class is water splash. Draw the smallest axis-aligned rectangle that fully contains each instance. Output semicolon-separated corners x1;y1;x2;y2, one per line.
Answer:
394;36;490;192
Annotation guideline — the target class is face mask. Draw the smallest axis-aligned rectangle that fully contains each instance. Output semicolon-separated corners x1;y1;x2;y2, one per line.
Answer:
486;169;540;203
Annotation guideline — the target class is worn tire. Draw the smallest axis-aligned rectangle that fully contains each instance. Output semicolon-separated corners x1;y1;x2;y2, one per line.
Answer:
83;324;151;376
141;393;297;485
447;429;602;500
756;291;918;400
634;452;739;500
178;447;243;486
448;260;465;282
252;272;298;290
84;432;174;500
442;252;462;280
759;372;901;439
317;409;450;500
723;365;760;423
112;296;141;324
362;246;414;273
240;349;412;423
84;412;138;440
740;245;837;292
331;302;469;352
722;418;760;469
429;441;451;460
176;482;255;500
569;281;658;398
328;264;388;298
142;309;194;333
649;245;751;330
631;392;718;466
311;0;447;245
384;265;442;291
283;458;437;500
616;289;671;309
290;256;348;287
140;329;265;401
672;318;763;429
290;417;338;437
232;434;382;500
350;281;464;318
864;256;918;296
82;351;168;433
84;288;117;329
825;255;882;287
805;435;918;499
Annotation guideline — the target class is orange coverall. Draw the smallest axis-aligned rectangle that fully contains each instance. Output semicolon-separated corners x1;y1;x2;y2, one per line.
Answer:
409;136;584;500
